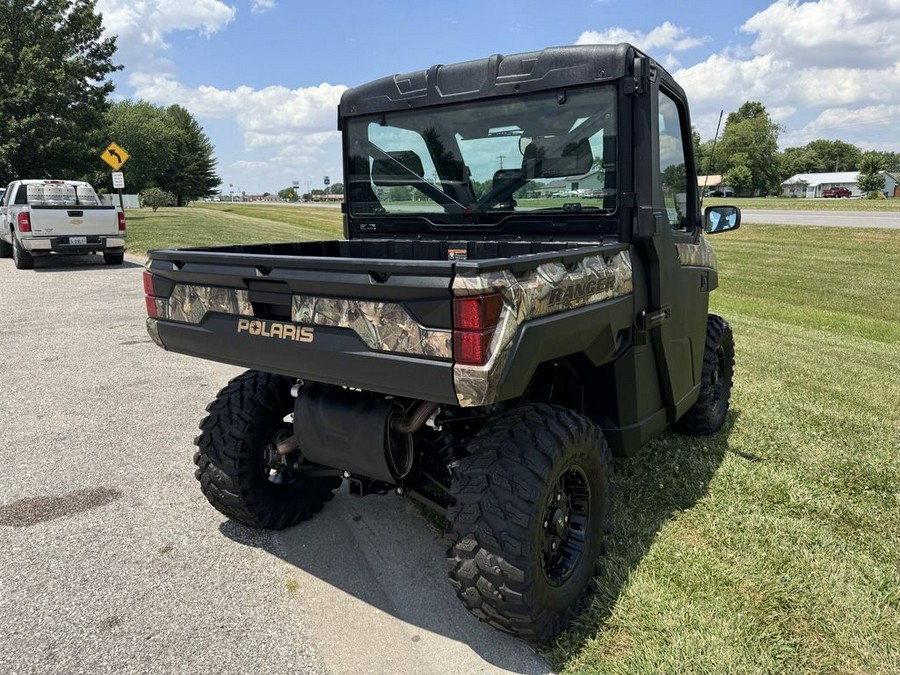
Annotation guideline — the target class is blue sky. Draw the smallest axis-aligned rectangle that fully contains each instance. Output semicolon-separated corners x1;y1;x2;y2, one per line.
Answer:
96;0;900;194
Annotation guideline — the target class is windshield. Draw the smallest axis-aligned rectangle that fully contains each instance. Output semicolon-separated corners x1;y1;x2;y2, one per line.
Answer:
345;85;617;224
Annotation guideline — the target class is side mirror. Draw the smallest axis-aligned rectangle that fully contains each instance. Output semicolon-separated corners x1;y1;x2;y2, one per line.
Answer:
704;205;741;234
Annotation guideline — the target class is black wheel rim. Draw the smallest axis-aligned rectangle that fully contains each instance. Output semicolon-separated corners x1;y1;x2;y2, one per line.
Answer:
540;466;591;587
261;427;304;488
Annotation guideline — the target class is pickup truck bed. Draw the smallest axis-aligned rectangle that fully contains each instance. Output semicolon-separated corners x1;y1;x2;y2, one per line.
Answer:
1;179;126;268
145;238;634;405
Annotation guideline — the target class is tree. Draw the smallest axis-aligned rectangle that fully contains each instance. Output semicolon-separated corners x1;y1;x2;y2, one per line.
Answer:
857;152;886;198
157;105;220;206
140;187;174;211
779;146;826;178
805;139;861;173
724;164;753;195
98;101;180;193
278;187;298;201
98;101;219;202
874;151;900;174
0;0;120;180
696;138;722;176
718;102;783;196
329;182;344;195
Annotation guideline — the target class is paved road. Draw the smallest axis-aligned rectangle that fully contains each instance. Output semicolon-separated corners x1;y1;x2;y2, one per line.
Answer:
740;208;900;228
0;254;549;675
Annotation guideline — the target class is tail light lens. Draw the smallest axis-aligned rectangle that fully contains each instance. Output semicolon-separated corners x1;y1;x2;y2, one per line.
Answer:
453;293;504;366
454;330;495;366
17;212;32;233
143;270;159;318
117;211;126;231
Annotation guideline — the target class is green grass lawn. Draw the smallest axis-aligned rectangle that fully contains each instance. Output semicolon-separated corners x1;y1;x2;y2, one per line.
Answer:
122;199;897;258
124;204;342;256
129;204;899;672
549;223;900;673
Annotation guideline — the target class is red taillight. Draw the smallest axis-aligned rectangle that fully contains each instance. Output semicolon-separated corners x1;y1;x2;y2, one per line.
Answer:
454;329;496;366
117;211;126;231
143;270;158;318
17;212;31;233
452;293;504;366
453;293;504;331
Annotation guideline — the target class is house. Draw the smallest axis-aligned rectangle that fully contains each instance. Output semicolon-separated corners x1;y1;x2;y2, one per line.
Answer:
781;171;898;198
696;175;733;197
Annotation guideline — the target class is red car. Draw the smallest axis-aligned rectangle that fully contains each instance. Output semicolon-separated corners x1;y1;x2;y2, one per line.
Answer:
822;186;851;198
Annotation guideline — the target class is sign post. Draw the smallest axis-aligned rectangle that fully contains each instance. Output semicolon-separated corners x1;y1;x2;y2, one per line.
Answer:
101;142;131;211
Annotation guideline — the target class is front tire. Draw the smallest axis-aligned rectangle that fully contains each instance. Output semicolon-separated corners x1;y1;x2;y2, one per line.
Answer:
447;404;612;640
194;370;341;529
677;314;735;435
12;236;33;269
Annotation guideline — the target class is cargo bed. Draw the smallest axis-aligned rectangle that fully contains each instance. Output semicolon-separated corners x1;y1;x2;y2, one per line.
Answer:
145;238;632;404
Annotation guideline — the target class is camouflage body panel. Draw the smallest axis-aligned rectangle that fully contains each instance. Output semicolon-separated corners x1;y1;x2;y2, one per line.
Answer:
675;236;717;270
146;318;164;349
292;296;452;358
146;281;451;358
156;284;254;324
453;250;633;407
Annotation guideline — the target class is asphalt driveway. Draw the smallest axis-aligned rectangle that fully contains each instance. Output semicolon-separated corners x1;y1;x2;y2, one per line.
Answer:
0;253;548;675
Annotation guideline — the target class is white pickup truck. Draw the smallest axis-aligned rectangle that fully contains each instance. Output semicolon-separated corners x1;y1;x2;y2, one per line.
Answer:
0;179;126;269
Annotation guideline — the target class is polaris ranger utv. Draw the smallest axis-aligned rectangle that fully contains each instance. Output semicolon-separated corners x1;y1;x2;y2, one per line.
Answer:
143;43;739;640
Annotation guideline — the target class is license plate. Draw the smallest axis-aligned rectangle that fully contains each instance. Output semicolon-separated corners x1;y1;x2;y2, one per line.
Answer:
69;236;87;245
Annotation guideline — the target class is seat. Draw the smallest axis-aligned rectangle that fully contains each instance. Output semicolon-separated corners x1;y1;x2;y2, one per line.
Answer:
491;169;520;210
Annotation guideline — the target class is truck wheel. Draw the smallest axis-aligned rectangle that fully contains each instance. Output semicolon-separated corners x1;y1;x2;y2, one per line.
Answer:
0;236;11;259
447;404;612;640
103;251;124;265
676;314;734;435
12;236;34;270
194;370;341;529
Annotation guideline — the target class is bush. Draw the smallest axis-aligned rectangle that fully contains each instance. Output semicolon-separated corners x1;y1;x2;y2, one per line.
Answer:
140;187;176;211
866;191;886;200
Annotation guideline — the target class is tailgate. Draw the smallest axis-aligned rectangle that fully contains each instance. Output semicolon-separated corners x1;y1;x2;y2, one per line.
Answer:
29;206;120;236
145;250;458;403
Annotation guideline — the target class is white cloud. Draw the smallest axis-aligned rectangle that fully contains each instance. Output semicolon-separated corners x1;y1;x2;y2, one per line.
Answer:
664;0;900;149
96;0;236;74
782;104;900;149
97;0;235;48
128;74;348;188
251;0;276;13
95;0;349;192
128;75;345;134
577;21;709;52
742;0;900;70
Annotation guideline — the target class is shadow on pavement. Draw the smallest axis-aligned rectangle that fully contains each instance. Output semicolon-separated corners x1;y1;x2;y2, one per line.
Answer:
221;492;551;674
27;254;141;272
220;411;740;673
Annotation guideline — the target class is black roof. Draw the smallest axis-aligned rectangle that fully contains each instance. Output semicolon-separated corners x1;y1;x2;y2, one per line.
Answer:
339;43;662;118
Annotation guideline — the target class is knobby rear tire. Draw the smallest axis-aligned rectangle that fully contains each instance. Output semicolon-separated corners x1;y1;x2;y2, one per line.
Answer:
447;403;612;641
194;370;341;529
